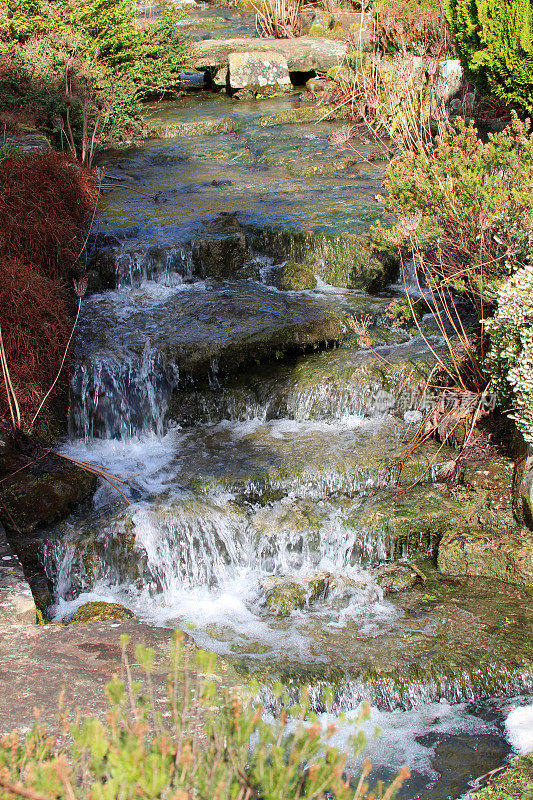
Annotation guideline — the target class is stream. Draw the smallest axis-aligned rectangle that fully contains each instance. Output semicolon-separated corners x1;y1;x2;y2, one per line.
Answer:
41;90;532;797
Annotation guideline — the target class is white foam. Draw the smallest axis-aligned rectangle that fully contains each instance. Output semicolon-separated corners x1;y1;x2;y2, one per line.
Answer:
505;702;533;754
320;701;497;777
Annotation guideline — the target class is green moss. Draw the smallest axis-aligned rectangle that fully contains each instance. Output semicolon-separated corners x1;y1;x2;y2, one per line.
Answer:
70;601;134;624
468;754;533;800
150;117;234;138
279;261;317;291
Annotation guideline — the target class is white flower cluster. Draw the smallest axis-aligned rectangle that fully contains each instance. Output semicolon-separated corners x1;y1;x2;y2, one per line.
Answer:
486;264;533;442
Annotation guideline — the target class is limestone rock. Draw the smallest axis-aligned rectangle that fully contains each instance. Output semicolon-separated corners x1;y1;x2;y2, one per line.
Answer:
262;572;330;615
437;528;533;588
521;444;533;524
375;563;419;595
70;601;134;624
194;36;349;74
192;213;250;279
228;51;291;92
150;117;234;138
0;452;97;536
435;59;464;103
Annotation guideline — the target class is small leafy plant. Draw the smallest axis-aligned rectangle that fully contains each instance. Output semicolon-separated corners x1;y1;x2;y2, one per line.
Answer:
0;632;410;800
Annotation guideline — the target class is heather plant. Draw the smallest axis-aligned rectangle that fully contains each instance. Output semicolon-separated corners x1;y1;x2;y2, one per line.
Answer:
0;632;409;800
485;264;533;443
375;113;533;310
446;0;533;117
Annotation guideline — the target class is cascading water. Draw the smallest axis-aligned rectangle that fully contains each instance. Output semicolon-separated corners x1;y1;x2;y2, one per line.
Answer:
41;92;532;799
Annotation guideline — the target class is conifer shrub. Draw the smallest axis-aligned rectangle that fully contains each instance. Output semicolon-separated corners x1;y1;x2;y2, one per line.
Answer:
0;0;190;148
445;0;533;116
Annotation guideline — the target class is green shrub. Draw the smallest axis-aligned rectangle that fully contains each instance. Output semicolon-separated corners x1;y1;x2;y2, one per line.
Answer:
375;113;533;309
445;0;533;116
0;632;409;800
0;0;190;150
486;263;533;442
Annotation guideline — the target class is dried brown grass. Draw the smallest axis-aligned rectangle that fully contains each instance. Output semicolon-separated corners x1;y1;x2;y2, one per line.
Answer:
0;151;97;280
0;152;98;427
0;259;71;424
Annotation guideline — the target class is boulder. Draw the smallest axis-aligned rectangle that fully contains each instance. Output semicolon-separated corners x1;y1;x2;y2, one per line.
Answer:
375;563;419;594
435;59;464;103
228;51;291;92
0;451;97;536
192;213;250;279
193;36;350;74
300;10;374;46
278;261;317;291
521;444;533;524
150;117;234;138
70;601;134;624
261;572;330;615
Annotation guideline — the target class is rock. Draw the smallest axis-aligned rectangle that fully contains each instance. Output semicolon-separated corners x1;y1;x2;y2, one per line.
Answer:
438;528;533;587
149;117;234;138
192;213;250;279
326;65;354;83
193;36;350;74
278;261;317;291
436;459;533;588
375;563;419;594
213;66;229;88
247;227;399;291
0;521;36;627
262;572;330;615
258;105;352;127
520;444;533;525
70;601;134;624
75;282;343;388
435;59;464;103
228;51;291;92
0;451;97;536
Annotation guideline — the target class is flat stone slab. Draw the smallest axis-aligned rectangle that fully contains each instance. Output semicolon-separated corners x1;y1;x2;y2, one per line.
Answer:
0;521;36;627
0;619;200;733
77;282;343;380
228;50;292;91
193;36;349;73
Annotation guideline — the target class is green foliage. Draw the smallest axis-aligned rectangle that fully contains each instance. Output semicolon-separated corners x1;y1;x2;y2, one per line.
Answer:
0;632;409;800
375;113;533;308
486;263;533;442
0;0;190;149
0;142;20;160
445;0;533;116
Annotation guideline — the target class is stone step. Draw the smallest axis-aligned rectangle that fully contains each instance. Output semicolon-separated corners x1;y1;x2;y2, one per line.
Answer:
193;36;351;74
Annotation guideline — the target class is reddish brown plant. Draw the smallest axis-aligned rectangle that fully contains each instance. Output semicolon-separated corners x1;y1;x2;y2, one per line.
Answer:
0;151;97;280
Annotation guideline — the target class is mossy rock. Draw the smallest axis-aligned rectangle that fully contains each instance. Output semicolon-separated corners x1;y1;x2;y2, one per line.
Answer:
0;451;97;536
70;601;134;624
279;261;317;291
262;572;330;615
258;105;352;127
374;563;419;594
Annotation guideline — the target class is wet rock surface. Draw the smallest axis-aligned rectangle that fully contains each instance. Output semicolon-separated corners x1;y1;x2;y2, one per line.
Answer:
0;450;97;536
